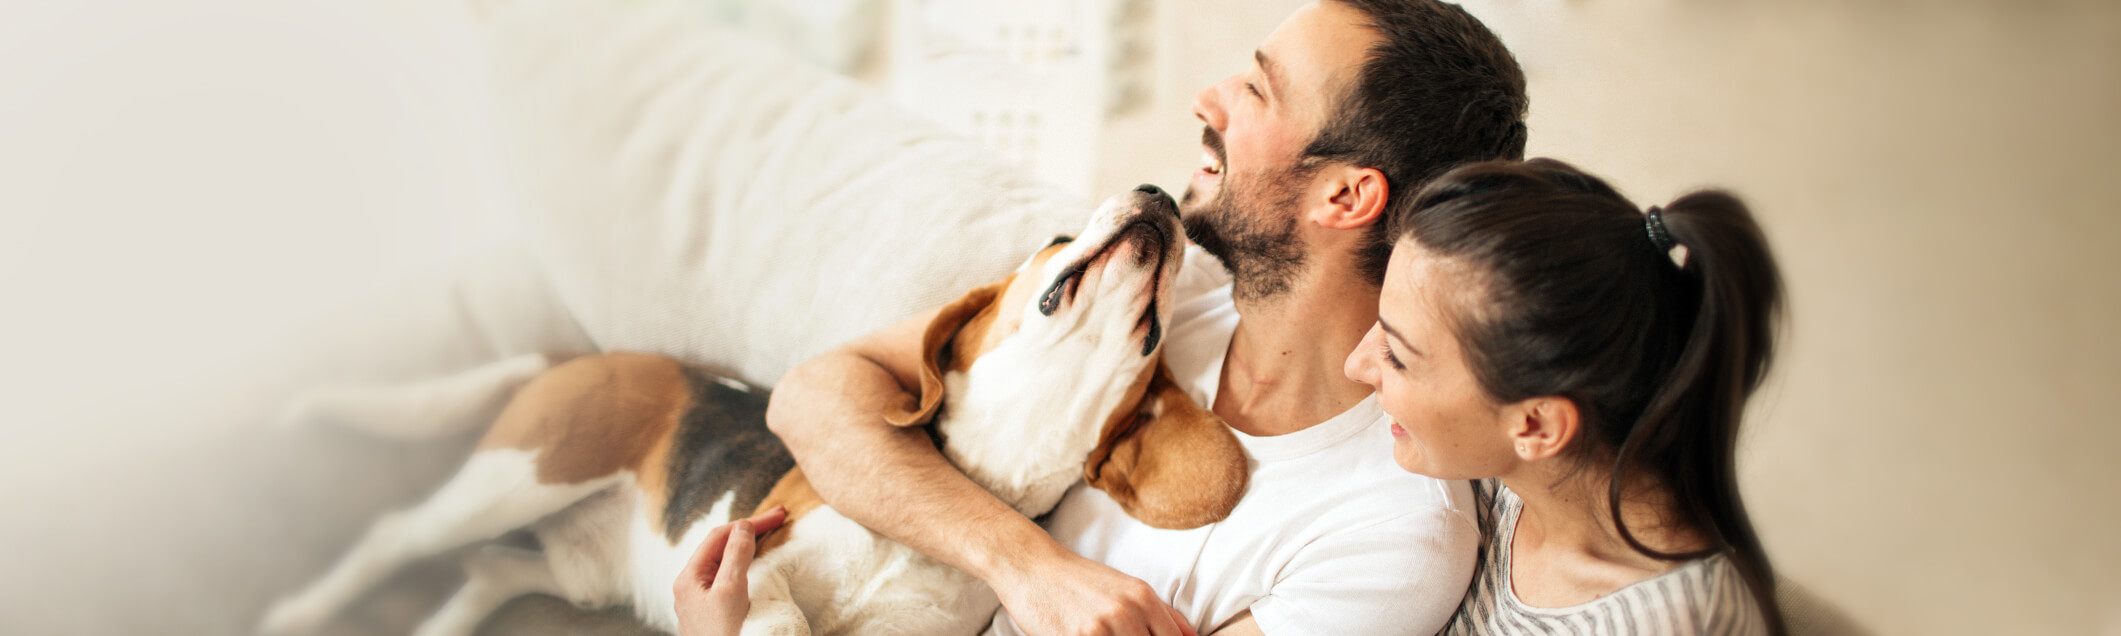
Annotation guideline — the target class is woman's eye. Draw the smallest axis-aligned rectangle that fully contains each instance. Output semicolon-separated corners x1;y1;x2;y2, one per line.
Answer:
1380;344;1406;371
1245;82;1263;99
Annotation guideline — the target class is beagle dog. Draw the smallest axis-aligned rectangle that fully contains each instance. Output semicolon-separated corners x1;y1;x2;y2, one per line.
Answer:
260;185;1248;636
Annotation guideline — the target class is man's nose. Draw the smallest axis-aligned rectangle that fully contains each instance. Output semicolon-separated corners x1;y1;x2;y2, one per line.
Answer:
1192;77;1230;130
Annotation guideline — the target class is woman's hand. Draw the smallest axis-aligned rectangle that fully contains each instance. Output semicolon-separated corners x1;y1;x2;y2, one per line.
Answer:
673;505;789;636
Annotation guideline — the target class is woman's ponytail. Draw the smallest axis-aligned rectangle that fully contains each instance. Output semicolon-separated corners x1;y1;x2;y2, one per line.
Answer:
1622;189;1786;634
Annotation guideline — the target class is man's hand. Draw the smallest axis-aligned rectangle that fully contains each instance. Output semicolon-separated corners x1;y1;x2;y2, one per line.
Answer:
993;548;1199;636
673;506;789;636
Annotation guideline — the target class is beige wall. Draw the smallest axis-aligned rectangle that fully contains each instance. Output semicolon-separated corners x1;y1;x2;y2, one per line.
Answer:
1099;1;2121;634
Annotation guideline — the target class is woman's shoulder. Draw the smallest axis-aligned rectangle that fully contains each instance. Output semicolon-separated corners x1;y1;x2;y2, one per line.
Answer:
1445;537;1770;635
1467;479;1512;536
1685;552;1775;634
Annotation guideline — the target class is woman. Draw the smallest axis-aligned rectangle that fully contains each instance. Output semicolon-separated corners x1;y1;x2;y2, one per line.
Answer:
1345;158;1785;634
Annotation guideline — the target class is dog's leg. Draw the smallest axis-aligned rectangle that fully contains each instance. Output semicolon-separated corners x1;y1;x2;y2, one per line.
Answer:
839;563;996;636
259;450;621;635
739;565;812;636
280;353;557;440
410;545;562;636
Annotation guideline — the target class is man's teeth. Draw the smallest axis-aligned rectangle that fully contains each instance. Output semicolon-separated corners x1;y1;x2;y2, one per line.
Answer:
1202;151;1222;175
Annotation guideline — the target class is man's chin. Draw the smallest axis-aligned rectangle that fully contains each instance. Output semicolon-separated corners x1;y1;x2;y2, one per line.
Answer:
1181;213;1231;263
1178;186;1216;221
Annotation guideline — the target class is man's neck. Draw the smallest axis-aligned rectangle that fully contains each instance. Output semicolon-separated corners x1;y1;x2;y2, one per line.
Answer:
1213;263;1379;437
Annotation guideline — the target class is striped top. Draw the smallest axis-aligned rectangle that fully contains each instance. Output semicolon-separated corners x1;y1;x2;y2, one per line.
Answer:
1440;480;1768;635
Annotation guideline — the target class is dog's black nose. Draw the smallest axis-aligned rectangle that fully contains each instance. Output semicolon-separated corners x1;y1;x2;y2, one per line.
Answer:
1134;184;1166;197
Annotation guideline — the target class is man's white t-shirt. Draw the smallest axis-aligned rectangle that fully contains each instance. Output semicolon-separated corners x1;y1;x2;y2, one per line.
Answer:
987;251;1481;636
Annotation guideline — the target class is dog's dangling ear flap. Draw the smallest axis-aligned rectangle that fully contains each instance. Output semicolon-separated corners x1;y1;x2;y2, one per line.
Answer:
883;279;1008;427
1083;361;1248;529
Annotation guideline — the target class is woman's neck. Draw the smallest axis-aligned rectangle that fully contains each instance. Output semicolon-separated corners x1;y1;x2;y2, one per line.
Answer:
1501;462;1713;606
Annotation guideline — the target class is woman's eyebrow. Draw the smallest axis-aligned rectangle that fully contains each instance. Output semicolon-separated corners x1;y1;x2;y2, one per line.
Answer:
1378;317;1425;358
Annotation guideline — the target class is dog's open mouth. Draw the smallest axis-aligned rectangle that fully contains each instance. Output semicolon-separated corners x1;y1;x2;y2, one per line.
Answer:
1038;217;1173;356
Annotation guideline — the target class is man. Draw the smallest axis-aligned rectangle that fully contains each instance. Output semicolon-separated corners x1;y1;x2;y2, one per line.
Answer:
765;1;1527;634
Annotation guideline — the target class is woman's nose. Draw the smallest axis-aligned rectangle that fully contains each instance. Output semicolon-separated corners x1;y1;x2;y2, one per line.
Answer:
1345;324;1380;385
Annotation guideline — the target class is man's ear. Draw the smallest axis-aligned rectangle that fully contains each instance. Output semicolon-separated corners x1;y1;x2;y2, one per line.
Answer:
1507;396;1581;461
1309;165;1388;231
882;279;1006;427
1084;362;1248;529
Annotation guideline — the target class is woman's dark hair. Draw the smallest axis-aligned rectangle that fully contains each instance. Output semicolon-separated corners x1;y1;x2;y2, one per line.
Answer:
1396;158;1786;633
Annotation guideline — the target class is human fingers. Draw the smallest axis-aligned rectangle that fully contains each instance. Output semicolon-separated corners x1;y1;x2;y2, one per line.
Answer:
1161;605;1199;636
746;505;788;536
1138;601;1184;636
712;520;756;594
677;521;737;591
1085;582;1161;636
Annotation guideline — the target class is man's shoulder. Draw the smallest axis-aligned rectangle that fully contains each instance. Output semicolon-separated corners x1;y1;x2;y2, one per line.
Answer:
1237;416;1476;539
1173;245;1233;301
1266;454;1475;528
1162;282;1237;402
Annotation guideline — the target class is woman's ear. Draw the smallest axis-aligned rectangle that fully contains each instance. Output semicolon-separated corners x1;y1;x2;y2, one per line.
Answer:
1507;396;1581;461
882;279;1006;427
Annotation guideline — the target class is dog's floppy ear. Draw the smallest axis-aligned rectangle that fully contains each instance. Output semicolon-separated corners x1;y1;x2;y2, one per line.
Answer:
1083;361;1248;529
883;279;1006;427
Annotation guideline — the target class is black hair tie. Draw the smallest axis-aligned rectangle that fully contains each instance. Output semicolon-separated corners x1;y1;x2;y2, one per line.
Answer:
1644;206;1677;254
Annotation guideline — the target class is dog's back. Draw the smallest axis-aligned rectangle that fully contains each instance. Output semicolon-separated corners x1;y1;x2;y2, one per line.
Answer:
496;354;999;634
261;353;817;635
479;354;794;631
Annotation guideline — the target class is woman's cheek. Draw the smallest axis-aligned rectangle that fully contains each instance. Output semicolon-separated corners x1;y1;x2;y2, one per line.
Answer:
1390;433;1425;474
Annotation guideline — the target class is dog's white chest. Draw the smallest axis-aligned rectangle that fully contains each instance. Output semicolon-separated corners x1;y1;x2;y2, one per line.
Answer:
937;354;1126;518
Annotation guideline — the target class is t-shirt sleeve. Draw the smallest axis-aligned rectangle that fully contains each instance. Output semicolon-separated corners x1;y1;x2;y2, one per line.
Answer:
1247;507;1481;636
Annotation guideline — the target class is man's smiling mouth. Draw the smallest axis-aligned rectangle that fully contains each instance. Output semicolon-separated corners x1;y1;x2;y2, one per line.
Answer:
1199;127;1226;176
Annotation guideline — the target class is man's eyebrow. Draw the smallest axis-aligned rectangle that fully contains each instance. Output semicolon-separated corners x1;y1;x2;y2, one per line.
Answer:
1378;317;1425;358
1254;49;1281;101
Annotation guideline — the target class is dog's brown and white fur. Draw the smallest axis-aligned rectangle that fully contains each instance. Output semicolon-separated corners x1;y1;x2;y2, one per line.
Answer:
260;187;1247;636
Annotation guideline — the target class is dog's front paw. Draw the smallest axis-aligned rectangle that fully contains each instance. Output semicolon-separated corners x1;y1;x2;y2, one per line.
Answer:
257;594;332;636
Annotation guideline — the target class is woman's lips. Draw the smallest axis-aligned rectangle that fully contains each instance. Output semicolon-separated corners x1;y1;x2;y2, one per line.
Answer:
1390;422;1407;438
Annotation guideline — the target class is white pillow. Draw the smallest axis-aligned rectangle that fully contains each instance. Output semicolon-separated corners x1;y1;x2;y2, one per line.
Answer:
479;0;1090;385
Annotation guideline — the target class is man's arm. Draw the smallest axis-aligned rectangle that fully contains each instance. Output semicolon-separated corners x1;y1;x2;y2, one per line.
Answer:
766;308;1195;636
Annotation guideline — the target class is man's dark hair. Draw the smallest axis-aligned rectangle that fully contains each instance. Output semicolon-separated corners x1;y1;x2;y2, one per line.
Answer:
1307;0;1528;284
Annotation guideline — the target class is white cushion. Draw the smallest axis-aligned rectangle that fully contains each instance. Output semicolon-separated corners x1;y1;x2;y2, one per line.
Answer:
481;0;1091;385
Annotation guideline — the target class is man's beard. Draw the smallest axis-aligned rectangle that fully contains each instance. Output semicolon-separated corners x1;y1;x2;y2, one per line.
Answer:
1181;130;1309;304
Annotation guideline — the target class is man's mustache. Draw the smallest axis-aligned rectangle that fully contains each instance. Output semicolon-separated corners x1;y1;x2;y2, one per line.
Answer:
1201;126;1226;165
